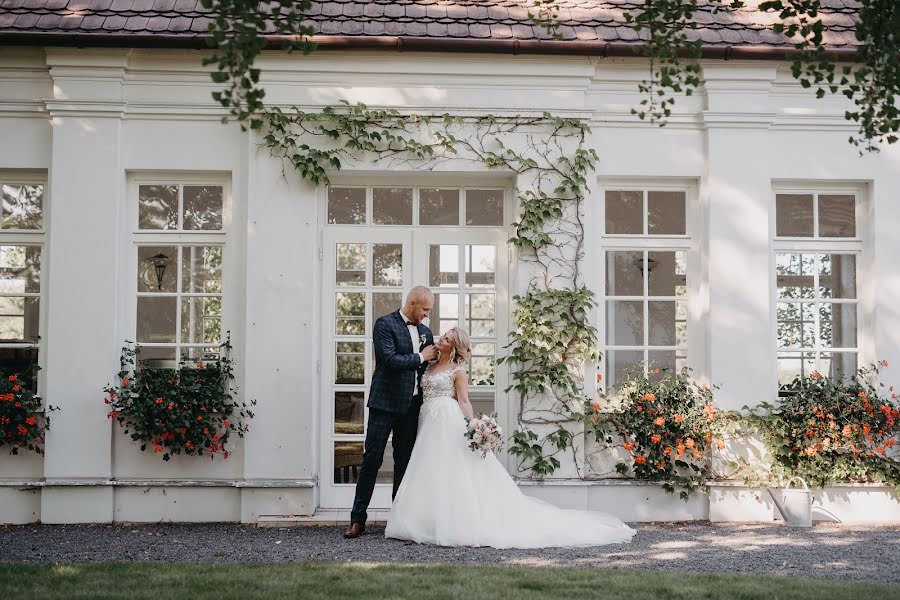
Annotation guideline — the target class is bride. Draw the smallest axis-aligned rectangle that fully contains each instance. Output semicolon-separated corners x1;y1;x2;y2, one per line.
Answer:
385;327;636;548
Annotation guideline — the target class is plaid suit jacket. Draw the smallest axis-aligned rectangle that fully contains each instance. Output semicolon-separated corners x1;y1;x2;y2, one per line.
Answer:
368;310;433;414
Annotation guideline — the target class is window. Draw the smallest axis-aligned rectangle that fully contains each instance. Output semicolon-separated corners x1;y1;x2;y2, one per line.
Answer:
132;179;228;367
327;186;504;227
602;187;691;390
774;190;860;392
0;174;45;391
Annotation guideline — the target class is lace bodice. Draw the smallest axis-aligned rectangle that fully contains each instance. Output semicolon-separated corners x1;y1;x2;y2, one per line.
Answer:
421;365;463;401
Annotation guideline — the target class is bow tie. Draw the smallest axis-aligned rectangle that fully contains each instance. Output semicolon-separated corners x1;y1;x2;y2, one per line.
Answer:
405;321;416;327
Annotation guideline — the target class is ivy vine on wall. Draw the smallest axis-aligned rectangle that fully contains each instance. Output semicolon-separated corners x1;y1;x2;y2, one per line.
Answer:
262;101;598;479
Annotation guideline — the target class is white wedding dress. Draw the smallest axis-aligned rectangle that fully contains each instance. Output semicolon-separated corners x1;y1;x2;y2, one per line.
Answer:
385;365;636;548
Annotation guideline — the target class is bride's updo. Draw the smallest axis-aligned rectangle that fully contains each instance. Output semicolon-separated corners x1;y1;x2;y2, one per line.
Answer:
444;327;471;364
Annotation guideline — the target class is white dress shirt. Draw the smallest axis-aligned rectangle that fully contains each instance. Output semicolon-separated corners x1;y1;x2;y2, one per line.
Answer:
399;309;425;394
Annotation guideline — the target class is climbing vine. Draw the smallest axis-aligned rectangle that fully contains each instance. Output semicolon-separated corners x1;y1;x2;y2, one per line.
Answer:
262;101;598;479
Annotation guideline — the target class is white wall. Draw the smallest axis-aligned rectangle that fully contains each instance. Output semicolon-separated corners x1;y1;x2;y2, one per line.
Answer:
0;46;898;523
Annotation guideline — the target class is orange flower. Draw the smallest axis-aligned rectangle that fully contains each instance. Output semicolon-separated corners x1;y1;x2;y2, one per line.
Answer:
663;446;672;456
805;447;818;457
222;419;230;428
676;444;686;457
811;371;820;379
863;423;872;436
12;385;20;392
716;439;726;450
643;393;656;403
122;377;130;387
168;403;175;410
623;441;635;451
634;455;647;465
806;428;815;437
880;359;889;367
197;415;203;421
685;438;695;449
155;397;164;405
591;402;601;411
654;417;665;427
212;434;220;442
885;439;896;447
651;434;662;444
705;403;716;421
25;416;37;426
635;406;643;413
656;461;666;470
107;410;119;419
858;391;867;398
673;414;683;424
7;374;16;382
692;449;702;460
197;361;205;369
842;424;853;438
596;373;603;382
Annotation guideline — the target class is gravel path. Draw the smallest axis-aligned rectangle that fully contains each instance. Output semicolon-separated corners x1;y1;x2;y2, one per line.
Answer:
1;522;898;585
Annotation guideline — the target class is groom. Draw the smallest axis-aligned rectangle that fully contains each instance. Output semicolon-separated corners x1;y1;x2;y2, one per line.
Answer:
343;285;436;538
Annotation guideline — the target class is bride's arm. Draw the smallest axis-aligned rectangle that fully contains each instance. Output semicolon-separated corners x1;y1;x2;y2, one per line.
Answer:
453;370;475;420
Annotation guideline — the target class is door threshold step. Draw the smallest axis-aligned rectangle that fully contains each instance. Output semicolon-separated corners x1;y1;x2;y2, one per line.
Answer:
257;508;391;527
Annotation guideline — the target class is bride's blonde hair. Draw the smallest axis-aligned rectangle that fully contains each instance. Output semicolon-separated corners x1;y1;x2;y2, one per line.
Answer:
443;327;471;364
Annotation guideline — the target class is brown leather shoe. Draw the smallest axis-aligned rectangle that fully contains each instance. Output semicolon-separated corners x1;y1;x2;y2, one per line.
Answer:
343;522;365;539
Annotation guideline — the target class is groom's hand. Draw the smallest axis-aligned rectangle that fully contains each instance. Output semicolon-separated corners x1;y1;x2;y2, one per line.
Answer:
420;344;438;362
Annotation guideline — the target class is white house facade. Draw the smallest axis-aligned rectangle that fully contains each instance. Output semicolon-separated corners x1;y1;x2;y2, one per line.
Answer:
1;1;899;525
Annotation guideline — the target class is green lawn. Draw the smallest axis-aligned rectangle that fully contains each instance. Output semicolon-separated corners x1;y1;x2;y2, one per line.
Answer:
1;562;897;600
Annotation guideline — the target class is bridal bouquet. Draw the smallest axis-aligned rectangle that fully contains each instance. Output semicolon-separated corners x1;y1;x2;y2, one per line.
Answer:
464;413;503;457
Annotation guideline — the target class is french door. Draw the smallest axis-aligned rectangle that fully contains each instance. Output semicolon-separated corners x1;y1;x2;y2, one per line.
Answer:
319;184;510;509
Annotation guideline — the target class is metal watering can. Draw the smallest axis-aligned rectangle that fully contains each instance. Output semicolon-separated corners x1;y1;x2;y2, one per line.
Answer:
769;476;813;527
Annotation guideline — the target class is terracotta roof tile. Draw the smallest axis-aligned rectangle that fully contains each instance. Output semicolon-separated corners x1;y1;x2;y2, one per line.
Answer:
0;0;862;51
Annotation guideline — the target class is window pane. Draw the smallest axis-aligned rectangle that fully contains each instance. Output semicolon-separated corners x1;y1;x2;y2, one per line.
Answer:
819;303;857;349
334;441;393;484
605;191;642;234
465;245;495;287
0;347;39;391
822;351;857;381
647;350;680;382
182;246;222;293
138;184;178;230
419;188;459;226
648;301;681;346
470;342;495;386
777;352;815;389
429;244;459;287
335;352;364;385
372;292;401;325
137;246;177;293
776;194;814;237
328;187;366;225
335;292;366;335
136;345;177;370
777;302;816;349
137;296;177;343
373;244;402;287
466;293;495;337
818;195;855;238
606;349;643;390
373;187;412;225
336;243;366;286
0;246;39;295
181;296;222;344
334;392;364;434
606;300;643;346
0;299;29;342
605;251;643;297
648;251;687;297
776;253;815;299
466;189;503;226
2;184;43;230
183;185;223;231
647;191;686;235
819;254;856;299
431;292;458;335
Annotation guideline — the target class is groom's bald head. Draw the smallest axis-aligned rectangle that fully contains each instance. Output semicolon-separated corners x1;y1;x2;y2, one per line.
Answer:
404;286;434;324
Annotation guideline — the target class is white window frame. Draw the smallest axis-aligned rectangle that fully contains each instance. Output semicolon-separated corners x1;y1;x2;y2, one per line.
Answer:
0;170;48;399
596;179;702;393
771;182;868;397
124;172;233;368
